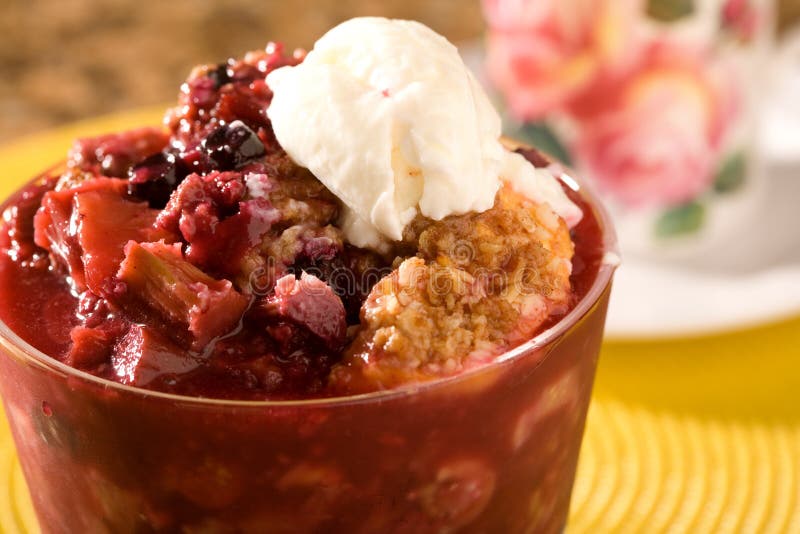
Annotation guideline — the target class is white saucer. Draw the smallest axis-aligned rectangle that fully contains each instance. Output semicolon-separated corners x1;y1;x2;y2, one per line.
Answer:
606;258;800;340
606;159;800;339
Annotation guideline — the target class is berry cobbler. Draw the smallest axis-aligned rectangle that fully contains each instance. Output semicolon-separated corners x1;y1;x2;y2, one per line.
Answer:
1;19;589;401
0;17;615;533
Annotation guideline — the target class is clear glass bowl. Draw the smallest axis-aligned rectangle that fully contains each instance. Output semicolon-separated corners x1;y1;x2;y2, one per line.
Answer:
0;165;617;533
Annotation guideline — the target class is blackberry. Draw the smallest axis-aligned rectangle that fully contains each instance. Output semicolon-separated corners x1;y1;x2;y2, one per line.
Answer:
208;63;233;89
128;152;187;208
203;121;266;170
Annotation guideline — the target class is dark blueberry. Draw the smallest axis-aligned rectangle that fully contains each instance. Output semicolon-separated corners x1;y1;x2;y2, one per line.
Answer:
128;152;188;208
203;121;266;170
208;63;232;89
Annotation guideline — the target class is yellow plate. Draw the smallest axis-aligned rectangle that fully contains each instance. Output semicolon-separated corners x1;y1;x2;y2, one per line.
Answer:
1;112;799;533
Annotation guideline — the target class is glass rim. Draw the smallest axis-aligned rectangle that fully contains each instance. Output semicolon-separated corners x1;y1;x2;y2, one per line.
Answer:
0;161;619;409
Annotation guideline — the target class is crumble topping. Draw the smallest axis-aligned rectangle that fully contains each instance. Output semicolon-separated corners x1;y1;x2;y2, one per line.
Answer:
331;186;573;392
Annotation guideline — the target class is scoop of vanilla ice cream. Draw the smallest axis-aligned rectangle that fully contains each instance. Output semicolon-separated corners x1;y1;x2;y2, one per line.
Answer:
266;17;581;248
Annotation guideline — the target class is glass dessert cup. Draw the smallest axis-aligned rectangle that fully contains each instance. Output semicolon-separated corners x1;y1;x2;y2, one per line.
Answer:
0;166;617;534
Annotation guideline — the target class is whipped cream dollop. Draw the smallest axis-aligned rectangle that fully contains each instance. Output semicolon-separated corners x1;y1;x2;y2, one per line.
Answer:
501;152;584;229
267;17;581;249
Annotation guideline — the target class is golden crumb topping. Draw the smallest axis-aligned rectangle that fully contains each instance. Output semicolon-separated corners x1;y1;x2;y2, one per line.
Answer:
330;185;574;393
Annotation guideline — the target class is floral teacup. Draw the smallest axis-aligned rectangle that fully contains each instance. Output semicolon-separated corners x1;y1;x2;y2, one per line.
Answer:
483;0;773;259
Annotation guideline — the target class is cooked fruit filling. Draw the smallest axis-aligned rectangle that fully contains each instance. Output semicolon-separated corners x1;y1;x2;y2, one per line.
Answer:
0;41;599;400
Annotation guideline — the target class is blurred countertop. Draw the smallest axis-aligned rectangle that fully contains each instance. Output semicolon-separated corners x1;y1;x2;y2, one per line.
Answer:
0;0;484;143
0;0;797;143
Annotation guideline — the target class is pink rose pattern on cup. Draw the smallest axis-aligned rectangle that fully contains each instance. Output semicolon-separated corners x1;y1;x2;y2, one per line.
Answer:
722;0;761;42
483;0;765;237
483;0;642;120
570;40;738;207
